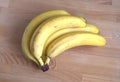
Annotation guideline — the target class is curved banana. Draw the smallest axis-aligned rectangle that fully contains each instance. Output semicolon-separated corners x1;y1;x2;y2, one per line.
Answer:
21;10;70;67
30;15;86;66
45;32;106;68
45;23;99;49
42;23;99;60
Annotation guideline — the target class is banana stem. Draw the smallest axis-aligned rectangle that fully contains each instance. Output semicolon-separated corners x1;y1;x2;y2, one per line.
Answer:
41;64;49;72
41;57;51;72
39;58;44;66
35;57;45;69
45;57;51;65
35;57;49;72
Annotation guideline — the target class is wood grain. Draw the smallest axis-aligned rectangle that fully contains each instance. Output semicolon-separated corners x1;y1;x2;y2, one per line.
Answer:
0;0;120;82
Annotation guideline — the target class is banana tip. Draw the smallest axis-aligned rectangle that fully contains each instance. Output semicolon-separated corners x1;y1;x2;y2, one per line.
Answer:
41;64;49;72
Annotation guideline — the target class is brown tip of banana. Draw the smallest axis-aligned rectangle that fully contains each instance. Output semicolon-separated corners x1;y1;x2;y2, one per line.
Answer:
41;64;49;72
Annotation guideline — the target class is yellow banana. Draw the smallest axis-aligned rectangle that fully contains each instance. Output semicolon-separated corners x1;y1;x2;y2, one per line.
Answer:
45;23;99;49
45;32;106;70
42;23;99;60
21;10;70;67
30;15;86;67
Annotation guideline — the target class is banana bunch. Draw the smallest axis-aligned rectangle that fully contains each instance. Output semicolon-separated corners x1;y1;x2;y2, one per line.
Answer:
22;10;106;72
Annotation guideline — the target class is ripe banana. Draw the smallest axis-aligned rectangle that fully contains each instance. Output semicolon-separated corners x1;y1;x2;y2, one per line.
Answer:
41;23;99;59
30;15;86;66
45;32;106;67
45;23;99;49
21;9;106;72
21;10;70;67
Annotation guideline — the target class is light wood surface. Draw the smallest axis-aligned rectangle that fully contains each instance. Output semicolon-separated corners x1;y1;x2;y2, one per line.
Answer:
0;0;120;82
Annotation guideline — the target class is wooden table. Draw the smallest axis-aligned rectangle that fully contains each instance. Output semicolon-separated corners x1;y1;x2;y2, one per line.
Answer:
0;0;120;82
